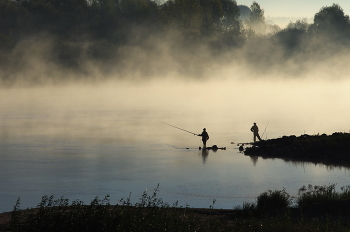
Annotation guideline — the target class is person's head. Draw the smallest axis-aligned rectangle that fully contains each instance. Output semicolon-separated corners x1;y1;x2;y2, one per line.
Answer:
203;128;206;131
254;123;256;125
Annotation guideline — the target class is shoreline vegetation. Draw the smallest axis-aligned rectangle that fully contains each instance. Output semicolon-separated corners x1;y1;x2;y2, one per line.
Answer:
244;132;350;167
2;184;350;231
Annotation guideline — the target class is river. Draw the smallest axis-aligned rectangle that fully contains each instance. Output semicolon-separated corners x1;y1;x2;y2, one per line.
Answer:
1;78;350;213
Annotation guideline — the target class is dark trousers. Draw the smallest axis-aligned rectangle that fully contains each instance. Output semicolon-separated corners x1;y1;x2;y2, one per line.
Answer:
202;139;207;147
253;133;262;143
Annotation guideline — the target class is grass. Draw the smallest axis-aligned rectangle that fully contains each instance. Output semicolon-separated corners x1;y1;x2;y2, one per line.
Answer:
10;185;229;232
8;184;350;232
297;184;350;208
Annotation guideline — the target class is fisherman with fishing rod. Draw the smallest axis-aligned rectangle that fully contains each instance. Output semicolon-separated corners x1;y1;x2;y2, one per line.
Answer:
197;128;209;148
161;122;210;148
251;122;262;143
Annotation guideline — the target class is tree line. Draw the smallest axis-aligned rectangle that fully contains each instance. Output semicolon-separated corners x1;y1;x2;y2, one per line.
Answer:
0;0;350;82
0;0;244;50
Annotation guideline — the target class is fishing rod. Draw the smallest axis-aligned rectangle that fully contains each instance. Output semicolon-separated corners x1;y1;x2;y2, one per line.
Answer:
261;120;270;138
161;122;197;135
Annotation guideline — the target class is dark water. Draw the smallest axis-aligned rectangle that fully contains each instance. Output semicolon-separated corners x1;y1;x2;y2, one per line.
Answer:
1;81;350;213
2;137;350;213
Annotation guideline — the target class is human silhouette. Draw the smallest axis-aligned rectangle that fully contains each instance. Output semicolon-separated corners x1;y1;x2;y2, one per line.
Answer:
250;122;262;143
198;128;209;147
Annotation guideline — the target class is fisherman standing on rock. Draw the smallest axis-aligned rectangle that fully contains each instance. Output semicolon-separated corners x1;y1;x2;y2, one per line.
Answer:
251;123;262;143
198;128;209;147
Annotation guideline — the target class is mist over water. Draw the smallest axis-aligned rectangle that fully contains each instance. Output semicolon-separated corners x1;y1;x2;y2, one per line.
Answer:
1;77;350;213
1;77;349;144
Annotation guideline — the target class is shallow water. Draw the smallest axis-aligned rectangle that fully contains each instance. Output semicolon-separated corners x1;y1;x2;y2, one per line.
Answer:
1;79;350;212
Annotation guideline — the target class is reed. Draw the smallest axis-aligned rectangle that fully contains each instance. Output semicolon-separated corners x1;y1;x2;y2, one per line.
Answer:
9;184;350;232
297;184;350;208
10;185;229;232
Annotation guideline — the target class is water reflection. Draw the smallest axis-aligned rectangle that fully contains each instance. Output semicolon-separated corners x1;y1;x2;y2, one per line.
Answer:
199;149;209;164
246;153;350;173
250;156;259;166
198;146;224;164
285;159;350;172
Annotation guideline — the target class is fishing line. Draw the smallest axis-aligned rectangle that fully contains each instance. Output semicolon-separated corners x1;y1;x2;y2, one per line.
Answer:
261;120;269;138
161;122;203;149
161;122;197;135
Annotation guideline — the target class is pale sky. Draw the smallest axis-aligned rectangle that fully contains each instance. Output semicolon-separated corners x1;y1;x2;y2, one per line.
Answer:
238;0;350;18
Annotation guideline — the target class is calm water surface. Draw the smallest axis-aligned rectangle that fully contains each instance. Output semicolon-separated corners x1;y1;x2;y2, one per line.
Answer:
1;79;350;213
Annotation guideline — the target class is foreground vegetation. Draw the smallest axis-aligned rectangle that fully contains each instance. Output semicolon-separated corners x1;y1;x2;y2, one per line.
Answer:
245;132;350;166
4;184;350;231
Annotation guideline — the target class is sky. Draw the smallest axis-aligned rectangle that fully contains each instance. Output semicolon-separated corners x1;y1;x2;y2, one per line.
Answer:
237;0;350;18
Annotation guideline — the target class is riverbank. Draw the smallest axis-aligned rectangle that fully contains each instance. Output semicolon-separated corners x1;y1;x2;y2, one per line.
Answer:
244;132;350;166
3;183;350;231
2;203;350;232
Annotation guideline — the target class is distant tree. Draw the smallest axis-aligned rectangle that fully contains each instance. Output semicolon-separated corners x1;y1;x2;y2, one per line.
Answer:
0;0;25;40
198;0;223;35
20;0;90;36
118;0;159;24
162;0;202;37
238;4;250;21
269;19;309;58
220;0;240;28
219;0;243;46
310;4;350;37
250;2;264;23
272;28;306;52
87;0;122;41
287;19;309;31
266;23;280;34
248;1;266;34
161;0;241;41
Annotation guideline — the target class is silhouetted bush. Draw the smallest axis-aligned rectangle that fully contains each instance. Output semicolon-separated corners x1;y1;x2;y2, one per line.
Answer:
297;184;350;208
257;188;292;211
